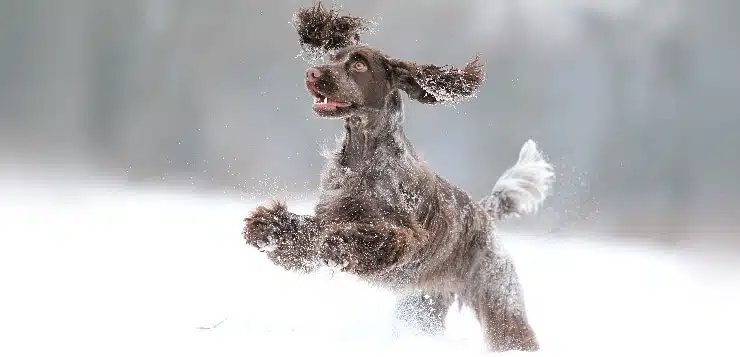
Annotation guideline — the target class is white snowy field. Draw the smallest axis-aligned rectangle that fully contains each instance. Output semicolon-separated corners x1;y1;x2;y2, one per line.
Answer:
0;180;737;357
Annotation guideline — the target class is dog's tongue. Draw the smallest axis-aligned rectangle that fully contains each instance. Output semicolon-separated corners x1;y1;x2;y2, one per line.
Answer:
313;99;350;111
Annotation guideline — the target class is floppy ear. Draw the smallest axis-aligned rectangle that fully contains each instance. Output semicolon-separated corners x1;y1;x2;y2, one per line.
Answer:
293;2;370;56
386;56;485;105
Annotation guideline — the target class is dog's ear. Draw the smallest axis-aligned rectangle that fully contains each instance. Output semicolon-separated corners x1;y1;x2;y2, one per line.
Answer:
385;56;485;105
293;2;369;56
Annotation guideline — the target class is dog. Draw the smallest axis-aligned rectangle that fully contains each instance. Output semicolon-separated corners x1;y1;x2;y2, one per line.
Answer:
243;2;554;352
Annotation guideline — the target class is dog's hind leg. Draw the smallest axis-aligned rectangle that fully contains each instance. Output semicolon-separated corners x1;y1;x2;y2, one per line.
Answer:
469;249;539;352
392;292;454;336
243;201;322;273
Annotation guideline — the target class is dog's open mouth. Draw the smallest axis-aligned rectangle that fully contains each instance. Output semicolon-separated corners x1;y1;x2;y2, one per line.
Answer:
313;95;352;111
307;84;352;113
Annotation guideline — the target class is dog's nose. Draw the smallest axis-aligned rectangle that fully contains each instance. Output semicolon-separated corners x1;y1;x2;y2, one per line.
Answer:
306;67;322;82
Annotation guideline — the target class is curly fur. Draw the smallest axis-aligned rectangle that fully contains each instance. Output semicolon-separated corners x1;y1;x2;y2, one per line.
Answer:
381;55;485;105
414;56;486;104
243;2;552;353
243;201;321;273
293;2;369;55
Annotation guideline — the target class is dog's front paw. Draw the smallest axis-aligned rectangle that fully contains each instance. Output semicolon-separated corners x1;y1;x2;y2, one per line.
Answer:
320;232;354;271
320;223;409;275
243;202;290;252
243;202;320;273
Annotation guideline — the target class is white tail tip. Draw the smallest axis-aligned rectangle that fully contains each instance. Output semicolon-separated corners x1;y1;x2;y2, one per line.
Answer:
483;140;555;220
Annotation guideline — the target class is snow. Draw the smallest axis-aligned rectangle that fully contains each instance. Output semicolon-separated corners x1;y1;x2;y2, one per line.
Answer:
0;181;737;357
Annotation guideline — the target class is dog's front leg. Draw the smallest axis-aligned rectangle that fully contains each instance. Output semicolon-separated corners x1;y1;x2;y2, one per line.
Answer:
319;221;419;275
243;202;321;273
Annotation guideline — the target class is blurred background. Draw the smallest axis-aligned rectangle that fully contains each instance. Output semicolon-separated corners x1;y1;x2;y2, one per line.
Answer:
1;0;738;253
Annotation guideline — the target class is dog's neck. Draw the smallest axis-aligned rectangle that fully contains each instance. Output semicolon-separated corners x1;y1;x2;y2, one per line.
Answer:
338;90;417;168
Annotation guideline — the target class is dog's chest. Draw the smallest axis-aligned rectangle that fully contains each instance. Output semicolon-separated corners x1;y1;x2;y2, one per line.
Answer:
320;160;420;212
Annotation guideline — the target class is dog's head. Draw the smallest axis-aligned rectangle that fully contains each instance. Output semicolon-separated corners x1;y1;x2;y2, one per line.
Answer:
294;2;485;119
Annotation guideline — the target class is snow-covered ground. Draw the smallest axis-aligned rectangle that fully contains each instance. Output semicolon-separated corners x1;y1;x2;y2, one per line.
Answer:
0;180;737;357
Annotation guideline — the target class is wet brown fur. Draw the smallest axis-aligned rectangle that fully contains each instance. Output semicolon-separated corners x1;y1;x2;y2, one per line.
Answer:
244;2;539;352
294;2;369;55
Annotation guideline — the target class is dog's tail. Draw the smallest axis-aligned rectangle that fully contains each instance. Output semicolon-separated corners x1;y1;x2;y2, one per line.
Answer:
480;140;555;221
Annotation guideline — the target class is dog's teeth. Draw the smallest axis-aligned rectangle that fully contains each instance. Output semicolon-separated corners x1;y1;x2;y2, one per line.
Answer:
323;97;328;104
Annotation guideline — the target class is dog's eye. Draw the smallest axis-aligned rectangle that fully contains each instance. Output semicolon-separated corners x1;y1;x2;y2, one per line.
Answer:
351;61;368;72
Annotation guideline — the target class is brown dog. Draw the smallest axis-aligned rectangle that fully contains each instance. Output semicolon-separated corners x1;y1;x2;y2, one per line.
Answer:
243;2;554;352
